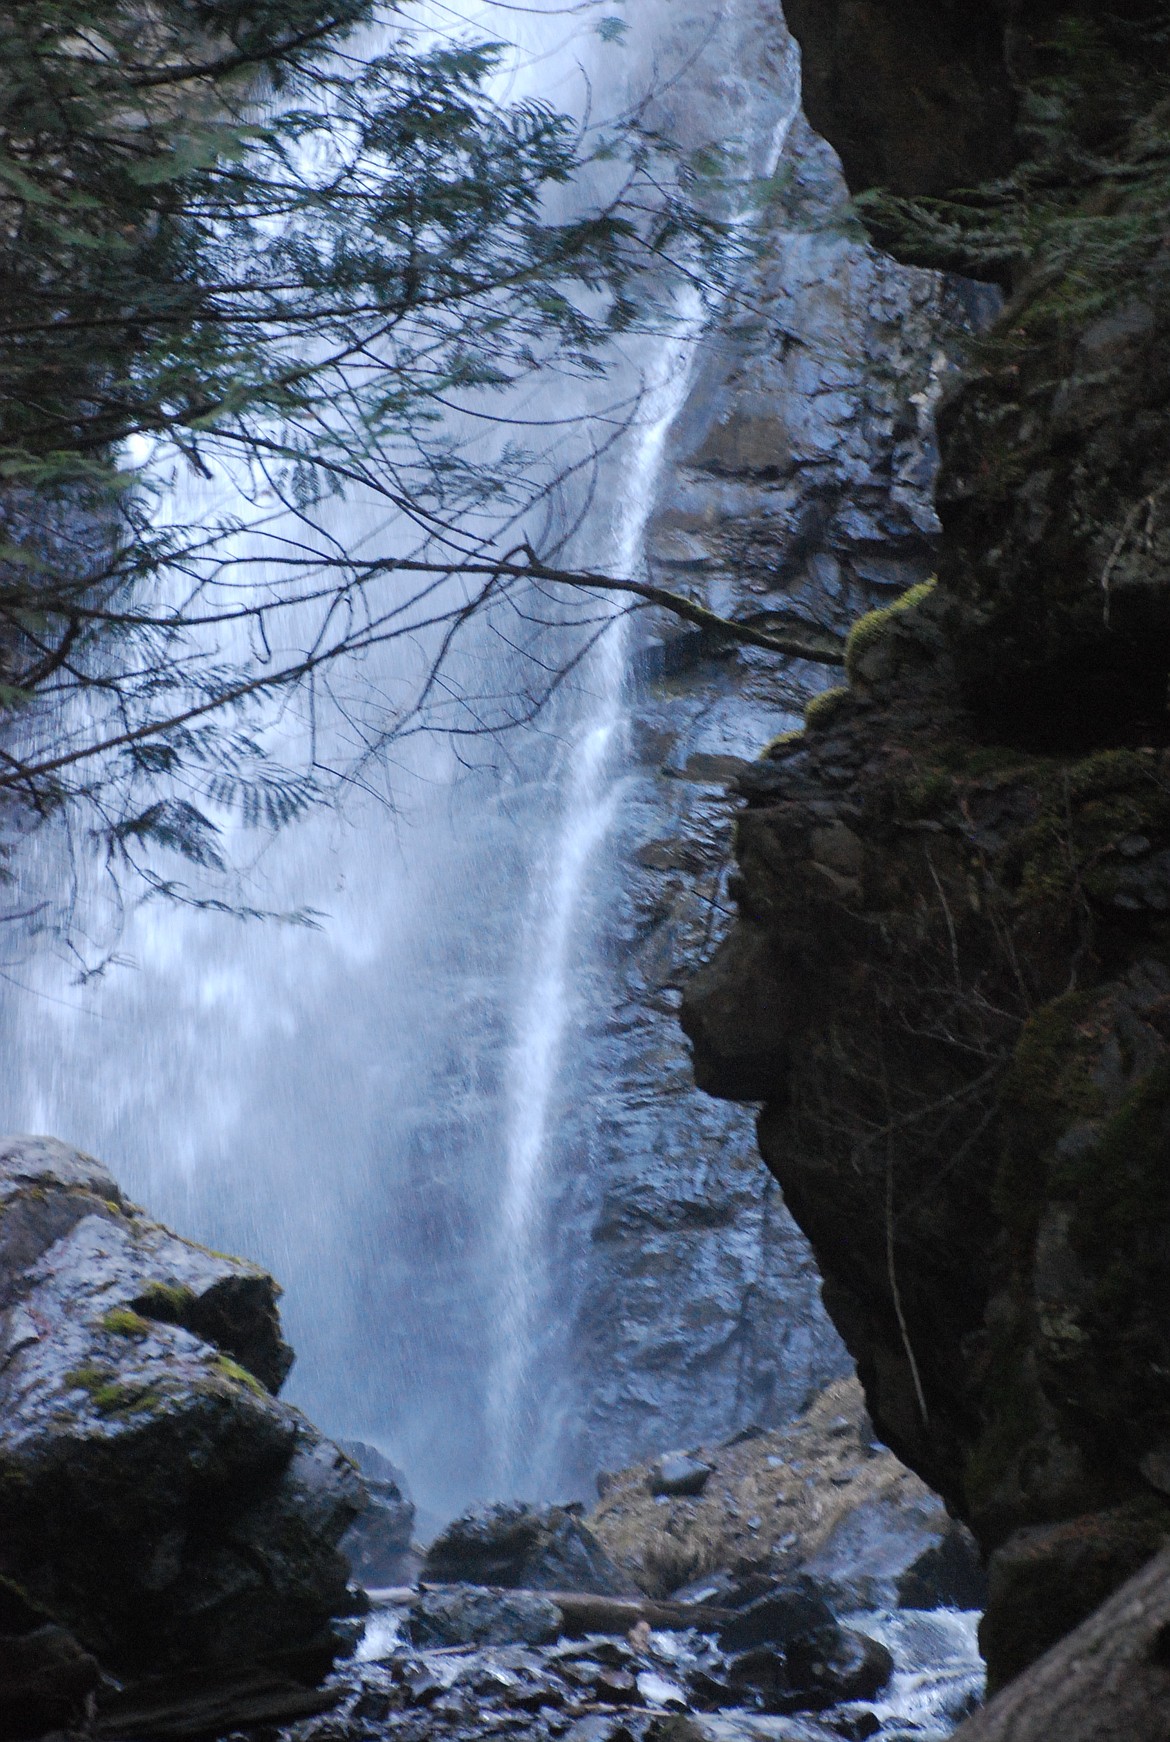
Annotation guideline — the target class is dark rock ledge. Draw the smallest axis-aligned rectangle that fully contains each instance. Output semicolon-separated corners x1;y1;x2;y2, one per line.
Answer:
0;1135;364;1739
682;0;1170;1699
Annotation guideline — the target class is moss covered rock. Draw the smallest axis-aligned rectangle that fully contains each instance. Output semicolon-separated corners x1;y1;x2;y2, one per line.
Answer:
683;671;1170;1689
0;1136;363;1736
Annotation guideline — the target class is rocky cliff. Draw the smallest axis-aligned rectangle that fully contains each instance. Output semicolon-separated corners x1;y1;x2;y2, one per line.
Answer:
556;0;1000;1489
683;0;1170;1693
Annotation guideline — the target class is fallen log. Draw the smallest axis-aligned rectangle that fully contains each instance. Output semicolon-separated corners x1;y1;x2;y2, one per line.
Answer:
951;1542;1170;1742
549;1591;734;1637
367;1584;734;1637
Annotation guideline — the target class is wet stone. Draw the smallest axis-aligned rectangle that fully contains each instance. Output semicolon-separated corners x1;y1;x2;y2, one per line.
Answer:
409;1587;563;1649
647;1452;716;1499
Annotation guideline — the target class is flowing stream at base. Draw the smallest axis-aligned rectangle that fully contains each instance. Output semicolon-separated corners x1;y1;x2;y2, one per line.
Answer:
0;0;804;1519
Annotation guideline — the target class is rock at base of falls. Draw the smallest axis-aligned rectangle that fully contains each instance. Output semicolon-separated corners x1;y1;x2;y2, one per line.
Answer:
0;1134;364;1740
339;1439;417;1587
648;1453;716;1499
307;1571;981;1742
587;1377;985;1615
422;1501;640;1598
723;1626;894;1716
408;1586;564;1649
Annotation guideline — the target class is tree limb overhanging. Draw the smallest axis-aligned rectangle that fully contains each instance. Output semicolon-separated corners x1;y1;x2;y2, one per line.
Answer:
0;0;840;912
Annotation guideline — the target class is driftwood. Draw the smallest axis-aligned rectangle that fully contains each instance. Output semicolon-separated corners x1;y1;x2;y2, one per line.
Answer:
951;1543;1170;1742
548;1591;733;1638
373;1584;734;1637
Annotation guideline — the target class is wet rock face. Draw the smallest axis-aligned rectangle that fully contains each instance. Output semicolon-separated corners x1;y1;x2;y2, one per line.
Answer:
340;1441;416;1587
423;1504;638;1598
682;595;1170;1659
681;582;1170;1684
939;254;1170;750
0;1136;362;1737
560;12;991;1484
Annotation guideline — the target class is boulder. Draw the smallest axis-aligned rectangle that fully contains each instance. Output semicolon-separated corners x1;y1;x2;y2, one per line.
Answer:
725;1624;893;1715
715;1578;891;1715
0;1578;100;1740
0;1135;363;1737
648;1454;714;1499
897;1520;988;1612
408;1586;563;1648
338;1440;416;1587
718;1581;837;1654
421;1502;638;1597
804;1493;986;1613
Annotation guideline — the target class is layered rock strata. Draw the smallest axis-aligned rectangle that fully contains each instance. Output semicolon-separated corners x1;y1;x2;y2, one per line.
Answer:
682;0;1170;1692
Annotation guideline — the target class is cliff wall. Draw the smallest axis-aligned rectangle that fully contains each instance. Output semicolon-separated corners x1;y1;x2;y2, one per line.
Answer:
556;2;996;1486
683;0;1170;1690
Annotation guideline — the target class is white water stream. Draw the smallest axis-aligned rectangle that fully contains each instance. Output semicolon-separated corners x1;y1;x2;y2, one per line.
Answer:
0;0;804;1519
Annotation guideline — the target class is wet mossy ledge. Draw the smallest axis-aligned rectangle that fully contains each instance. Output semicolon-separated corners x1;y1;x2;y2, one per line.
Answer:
0;1136;365;1739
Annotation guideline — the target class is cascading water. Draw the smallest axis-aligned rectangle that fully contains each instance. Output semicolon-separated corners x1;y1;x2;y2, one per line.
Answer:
0;0;808;1520
486;302;704;1494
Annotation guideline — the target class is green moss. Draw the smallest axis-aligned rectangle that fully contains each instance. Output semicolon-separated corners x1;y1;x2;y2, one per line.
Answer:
64;1361;161;1416
804;685;850;730
760;727;805;759
964;1327;1045;1522
65;1363;115;1395
844;578;937;683
213;1354;266;1398
132;1279;196;1323
101;1307;151;1338
1065;748;1153;802
900;768;955;820
1006;748;1169;912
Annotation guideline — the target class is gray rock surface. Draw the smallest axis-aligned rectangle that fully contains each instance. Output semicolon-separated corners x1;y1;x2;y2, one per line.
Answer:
804;1497;986;1615
409;1587;563;1649
725;1624;895;1715
422;1502;638;1597
541;6;996;1489
649;1453;715;1499
719;1584;837;1656
0;1135;362;1737
340;1439;417;1587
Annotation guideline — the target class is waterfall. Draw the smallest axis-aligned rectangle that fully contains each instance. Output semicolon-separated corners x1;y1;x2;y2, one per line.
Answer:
487;301;703;1494
0;0;805;1521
